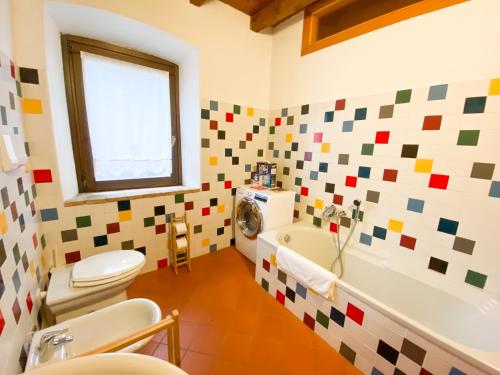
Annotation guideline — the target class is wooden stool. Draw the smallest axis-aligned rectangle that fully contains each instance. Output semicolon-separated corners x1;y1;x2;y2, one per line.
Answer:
170;214;191;275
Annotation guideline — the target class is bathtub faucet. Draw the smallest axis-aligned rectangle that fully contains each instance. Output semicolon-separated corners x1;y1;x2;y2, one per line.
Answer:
322;205;347;222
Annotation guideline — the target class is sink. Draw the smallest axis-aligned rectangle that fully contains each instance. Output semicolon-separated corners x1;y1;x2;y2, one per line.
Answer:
24;353;188;375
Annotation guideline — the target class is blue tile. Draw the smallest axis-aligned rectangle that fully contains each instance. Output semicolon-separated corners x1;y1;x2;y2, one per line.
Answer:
319;162;328;173
12;269;20;293
245;164;251;172
437;218;459;235
330;306;345;327
310;171;319;180
117;200;131;211
449;367;466;375
273;150;279;158
296;283;307;299
40;208;58;222
324;111;334;122
93;235;108;247
281;108;288;117
360;232;372;246
342;120;353;132
371;368;384;375
209;243;217;252
295;194;301;203
0;273;4;300
209;100;218;111
428;84;448;101
489;181;500;198
407;198;425;213
259;117;266;126
299;123;308;134
358;166;371;178
201;108;210;119
373;226;387;240
354;107;367;120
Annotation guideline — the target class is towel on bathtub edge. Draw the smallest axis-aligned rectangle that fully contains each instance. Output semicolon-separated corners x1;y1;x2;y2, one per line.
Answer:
276;245;337;301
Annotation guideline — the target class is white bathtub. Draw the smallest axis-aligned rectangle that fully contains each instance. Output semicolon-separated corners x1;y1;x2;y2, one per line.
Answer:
256;222;500;375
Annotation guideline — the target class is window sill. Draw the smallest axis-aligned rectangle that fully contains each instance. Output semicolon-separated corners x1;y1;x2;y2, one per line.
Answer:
64;186;200;207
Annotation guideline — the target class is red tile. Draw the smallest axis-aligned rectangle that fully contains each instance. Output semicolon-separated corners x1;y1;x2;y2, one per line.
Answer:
157;258;168;269
345;176;357;187
276;290;285;305
33;169;52;183
224;180;232;189
422;115;442;130
10;61;15;79
375;131;390;144
293;209;299;219
303;313;315;330
209;120;218;130
184;201;194;211
65;251;81;264
335;99;346;110
313;132;323;143
329;222;338;233
0;310;4;336
12;299;21;323
106;222;120;234
383;169;398;182
277;181;283;188
420;369;433;375
262;258;270;272
202;207;210;216
275;117;281;126
155;224;166;234
10;202;18;221
32;233;38;249
226;113;233;122
400;235;416;250
26;292;33;313
333;194;343;205
224;218;231;226
429;174;449;190
246;133;253;141
300;186;309;196
346;302;364;325
201;182;210;191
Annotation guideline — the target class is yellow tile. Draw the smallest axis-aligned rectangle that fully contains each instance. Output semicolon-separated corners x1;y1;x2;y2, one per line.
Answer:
0;212;7;235
202;238;210;247
489;78;500;95
388;219;404;233
247;107;254;116
270;254;277;267
321;143;331;153
314;199;323;209
119;210;132;222
285;133;293;143
414;159;433;173
22;98;43;114
29;260;36;277
217;204;225;213
209;156;218;166
41;252;47;269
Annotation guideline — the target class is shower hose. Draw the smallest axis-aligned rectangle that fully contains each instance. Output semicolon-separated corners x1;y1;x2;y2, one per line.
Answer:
330;207;360;278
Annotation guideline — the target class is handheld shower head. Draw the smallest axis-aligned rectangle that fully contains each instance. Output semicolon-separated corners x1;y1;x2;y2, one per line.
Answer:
353;199;361;207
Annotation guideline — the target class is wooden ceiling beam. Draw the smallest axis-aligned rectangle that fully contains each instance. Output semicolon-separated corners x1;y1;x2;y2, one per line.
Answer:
250;0;319;32
190;0;206;6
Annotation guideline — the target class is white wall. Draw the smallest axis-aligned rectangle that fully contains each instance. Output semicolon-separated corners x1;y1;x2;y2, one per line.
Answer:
270;0;500;108
0;0;12;55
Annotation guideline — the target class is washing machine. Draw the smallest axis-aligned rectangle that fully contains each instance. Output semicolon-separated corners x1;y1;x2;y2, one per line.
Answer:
235;185;295;263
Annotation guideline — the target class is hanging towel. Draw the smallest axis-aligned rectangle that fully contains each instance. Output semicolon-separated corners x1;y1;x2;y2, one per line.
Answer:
276;245;337;300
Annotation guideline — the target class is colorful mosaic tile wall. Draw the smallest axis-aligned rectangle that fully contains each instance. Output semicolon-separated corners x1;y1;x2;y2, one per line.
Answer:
0;50;47;375
256;242;488;375
267;78;500;295
21;65;268;273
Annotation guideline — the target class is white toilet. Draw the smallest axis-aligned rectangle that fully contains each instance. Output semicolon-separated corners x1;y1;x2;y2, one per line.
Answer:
46;250;145;323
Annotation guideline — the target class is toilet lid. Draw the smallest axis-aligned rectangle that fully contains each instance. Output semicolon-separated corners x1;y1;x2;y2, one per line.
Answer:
72;250;145;283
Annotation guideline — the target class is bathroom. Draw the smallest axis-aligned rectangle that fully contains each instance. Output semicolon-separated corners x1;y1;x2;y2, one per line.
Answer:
0;0;499;374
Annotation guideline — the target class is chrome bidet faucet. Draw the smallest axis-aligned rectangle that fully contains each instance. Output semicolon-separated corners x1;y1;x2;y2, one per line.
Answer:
39;328;73;362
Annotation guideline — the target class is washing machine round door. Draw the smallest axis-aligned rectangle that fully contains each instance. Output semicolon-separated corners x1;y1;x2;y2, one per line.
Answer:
236;198;263;238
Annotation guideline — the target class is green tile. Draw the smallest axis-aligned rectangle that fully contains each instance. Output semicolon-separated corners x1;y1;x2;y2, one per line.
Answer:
361;143;374;155
465;270;487;288
395;89;412;104
316;310;329;329
144;217;155;227
217;173;225;182
261;278;269;291
313;216;322;227
284;151;291;159
463;96;486;114
233;104;241;114
269;126;275;135
174;194;184;204
257;149;264;157
457;130;480;146
76;215;91;228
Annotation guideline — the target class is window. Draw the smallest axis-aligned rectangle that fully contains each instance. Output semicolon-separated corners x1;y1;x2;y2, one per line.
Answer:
61;35;182;192
302;0;468;55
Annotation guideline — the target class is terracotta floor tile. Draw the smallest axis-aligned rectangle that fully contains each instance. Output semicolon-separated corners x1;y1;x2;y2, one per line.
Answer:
128;247;358;375
136;339;159;355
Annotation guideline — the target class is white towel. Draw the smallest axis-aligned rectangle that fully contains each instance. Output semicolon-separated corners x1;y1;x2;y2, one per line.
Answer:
276;245;337;300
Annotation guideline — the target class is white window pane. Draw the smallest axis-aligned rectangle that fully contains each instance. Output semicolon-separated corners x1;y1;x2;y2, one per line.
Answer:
81;51;172;181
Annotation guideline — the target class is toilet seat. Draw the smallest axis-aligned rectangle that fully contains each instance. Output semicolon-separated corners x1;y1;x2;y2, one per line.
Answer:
71;250;145;288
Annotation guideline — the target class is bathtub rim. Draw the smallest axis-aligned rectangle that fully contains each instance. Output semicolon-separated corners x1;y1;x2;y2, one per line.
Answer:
257;221;500;375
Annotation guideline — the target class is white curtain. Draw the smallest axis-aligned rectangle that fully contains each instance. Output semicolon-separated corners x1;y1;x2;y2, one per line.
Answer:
81;51;173;181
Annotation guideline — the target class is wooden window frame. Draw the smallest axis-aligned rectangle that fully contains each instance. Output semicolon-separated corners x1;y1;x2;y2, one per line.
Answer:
301;0;469;56
61;35;182;193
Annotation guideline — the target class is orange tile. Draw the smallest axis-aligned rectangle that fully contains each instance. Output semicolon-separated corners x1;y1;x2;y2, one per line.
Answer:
189;324;226;355
211;358;248;375
181;351;215;375
219;331;252;362
136;340;159;355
